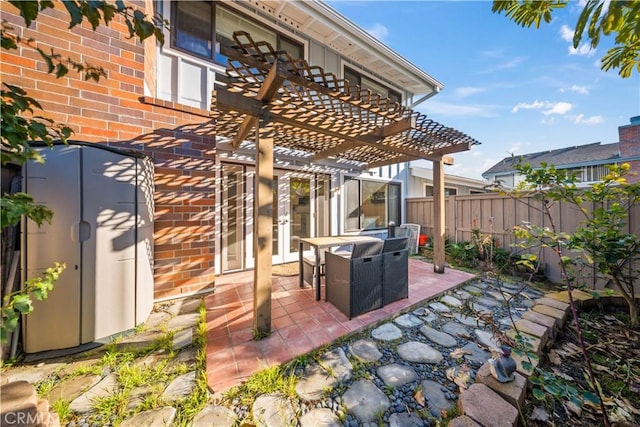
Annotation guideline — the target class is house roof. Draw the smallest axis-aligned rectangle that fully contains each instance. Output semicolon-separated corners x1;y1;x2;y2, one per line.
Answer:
233;0;442;98
482;142;621;177
212;32;480;170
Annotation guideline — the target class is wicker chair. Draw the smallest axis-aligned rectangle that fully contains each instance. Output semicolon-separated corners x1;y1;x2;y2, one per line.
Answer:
381;236;409;305
325;240;384;319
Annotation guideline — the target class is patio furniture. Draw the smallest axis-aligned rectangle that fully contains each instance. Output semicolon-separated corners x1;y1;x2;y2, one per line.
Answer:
382;236;409;305
396;223;420;255
298;235;383;300
302;252;324;288
325;240;384;319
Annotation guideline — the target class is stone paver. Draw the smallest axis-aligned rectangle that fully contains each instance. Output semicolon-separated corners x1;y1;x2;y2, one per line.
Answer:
476;362;527;408
448;415;482;426
0;362;65;385
421;379;454;417
454;313;485;327
295;364;337;401
144;311;171;330
514;318;550;345
191;405;237;427
166;313;199;331
535;297;570;312
45;374;101;403
342;380;390;423
319;348;352;383
388;412;423;426
476;296;502;308
299;408;342;427
532;304;568;327
463;285;483;295
172;328;193;351
348;339;382;362
441;295;462;308
393;313;423;328
419;325;457;347
442;321;469;338
377;364;418;387
453;290;472;300
162;372;196;402
69;374;118;413
371;323;403;341
252;393;295;427
0;381;38;424
461;342;491;368
428;302;450;313
121;407;176;427
397;342;443;364
474;329;501;352
459;383;518;427
412;307;439;323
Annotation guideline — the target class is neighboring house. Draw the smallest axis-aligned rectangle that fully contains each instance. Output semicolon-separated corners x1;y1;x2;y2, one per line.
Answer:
483;117;640;187
1;0;480;308
407;163;488;197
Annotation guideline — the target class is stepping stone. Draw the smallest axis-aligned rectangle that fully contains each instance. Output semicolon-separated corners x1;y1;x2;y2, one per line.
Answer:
397;342;443;364
178;298;202;314
476;296;501;308
134;350;168;369
535;297;570;312
393;313;423;328
522;310;557;335
442;322;469;338
461;342;491;368
454;289;472;300
474;329;500;352
500;282;525;294
319;348;352;383
514;318;550;347
45;374;102;403
371;323;403;341
459;383;518;426
144;311;171;330
299;408;341;427
377;364;418;387
419;325;457;347
349;339;382;363
120;407;176;427
252;393;295;427
162;372;196;402
532;304;568;327
167;313;200;331
70;374;118;413
342;380;390;423
56;358;101;379
522;287;545;299
389;412;423;426
1;362;65;385
1;381;38;424
463;285;483;295
172;328;193;351
421;379;454;418
413;307;439;323
428;302;450;313
192;405;237;427
295;364;337;401
160;300;182;316
441;295;462;308
448;416;481;427
117;330;165;352
472;302;489;312
486;290;510;302
126;385;152;411
498;315;521;328
454;314;484;327
173;348;198;367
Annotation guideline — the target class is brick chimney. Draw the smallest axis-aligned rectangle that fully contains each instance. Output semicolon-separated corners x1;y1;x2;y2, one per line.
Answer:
619;116;640;184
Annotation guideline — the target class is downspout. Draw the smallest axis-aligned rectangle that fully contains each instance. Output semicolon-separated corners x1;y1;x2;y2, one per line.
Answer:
410;87;440;109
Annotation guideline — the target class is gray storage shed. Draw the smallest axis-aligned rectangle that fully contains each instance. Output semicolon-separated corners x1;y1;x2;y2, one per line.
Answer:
22;142;154;353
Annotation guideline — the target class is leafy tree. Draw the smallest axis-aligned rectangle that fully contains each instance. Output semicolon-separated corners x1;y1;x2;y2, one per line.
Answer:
1;0;166;343
492;1;640;78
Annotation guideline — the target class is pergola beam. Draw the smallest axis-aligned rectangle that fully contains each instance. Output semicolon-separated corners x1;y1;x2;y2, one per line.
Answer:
231;60;287;148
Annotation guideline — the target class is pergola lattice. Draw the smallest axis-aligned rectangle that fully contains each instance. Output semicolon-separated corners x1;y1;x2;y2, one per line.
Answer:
211;32;481;332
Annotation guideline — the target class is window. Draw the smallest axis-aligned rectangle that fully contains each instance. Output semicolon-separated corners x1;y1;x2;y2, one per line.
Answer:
344;66;402;104
344;178;401;231
424;185;457;196
171;2;303;63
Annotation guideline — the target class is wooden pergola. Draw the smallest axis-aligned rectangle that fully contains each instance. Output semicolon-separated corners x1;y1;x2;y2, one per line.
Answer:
211;32;481;334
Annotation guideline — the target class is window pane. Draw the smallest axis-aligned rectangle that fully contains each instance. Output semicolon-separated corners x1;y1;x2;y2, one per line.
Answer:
174;1;212;58
361;180;386;229
344;179;360;230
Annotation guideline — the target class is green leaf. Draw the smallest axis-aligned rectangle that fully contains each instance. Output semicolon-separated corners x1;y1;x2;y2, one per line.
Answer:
531;387;546;400
11;294;33;314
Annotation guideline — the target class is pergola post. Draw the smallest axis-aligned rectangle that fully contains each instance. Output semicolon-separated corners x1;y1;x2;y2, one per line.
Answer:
253;119;274;334
433;157;446;273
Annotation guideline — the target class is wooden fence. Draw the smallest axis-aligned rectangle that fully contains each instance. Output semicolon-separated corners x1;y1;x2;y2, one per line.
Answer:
406;193;639;291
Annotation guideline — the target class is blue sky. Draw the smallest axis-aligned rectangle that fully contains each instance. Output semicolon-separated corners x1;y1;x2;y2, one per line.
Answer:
328;1;640;180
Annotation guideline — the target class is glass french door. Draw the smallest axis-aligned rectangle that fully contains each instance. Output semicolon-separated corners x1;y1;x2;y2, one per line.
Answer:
220;164;329;273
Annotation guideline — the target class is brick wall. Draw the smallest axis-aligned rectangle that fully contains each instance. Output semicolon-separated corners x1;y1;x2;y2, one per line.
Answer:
1;2;217;299
619;118;640;184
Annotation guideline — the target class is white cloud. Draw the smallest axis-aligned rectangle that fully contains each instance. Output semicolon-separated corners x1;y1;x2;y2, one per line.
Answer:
560;85;589;95
454;86;486;98
492;57;526;71
511;100;546;113
572;114;604;125
560;24;574;42
543;102;573;115
569;43;596;57
365;23;389;41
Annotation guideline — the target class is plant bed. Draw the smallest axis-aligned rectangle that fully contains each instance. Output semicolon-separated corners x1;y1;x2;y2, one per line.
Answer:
522;306;640;426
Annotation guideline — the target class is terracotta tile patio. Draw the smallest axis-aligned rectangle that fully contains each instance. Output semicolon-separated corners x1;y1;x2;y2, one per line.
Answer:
204;258;475;394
